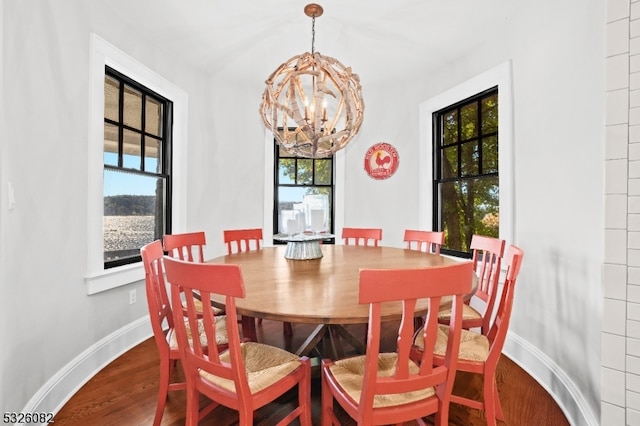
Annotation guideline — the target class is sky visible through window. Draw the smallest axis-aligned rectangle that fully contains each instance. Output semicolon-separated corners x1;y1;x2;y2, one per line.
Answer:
104;153;157;196
280;186;311;202
104;153;304;200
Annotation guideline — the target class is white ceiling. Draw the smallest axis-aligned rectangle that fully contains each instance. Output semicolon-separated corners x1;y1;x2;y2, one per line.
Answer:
102;0;518;86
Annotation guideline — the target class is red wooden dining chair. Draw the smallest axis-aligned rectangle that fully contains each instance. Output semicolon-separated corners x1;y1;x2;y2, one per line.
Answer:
163;256;312;426
163;231;207;262
404;229;445;330
438;234;505;335
403;229;444;254
223;228;263;253
163;231;224;317
140;240;229;426
321;262;473;426
341;227;382;247
223;227;293;336
413;245;524;426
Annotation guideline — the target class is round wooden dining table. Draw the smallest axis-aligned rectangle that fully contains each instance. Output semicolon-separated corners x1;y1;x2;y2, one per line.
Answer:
207;245;472;358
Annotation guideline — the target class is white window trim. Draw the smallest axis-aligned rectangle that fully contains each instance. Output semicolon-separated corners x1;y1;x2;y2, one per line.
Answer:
86;33;188;295
263;131;345;245
418;61;514;247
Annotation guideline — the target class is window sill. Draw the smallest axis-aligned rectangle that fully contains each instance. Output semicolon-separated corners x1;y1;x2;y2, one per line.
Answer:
85;262;144;295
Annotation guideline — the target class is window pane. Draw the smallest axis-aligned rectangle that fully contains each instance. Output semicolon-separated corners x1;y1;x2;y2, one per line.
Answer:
442;111;458;145
279;158;296;184
314;159;332;184
307;189;332;232
440;181;469;252
104;122;119;166
277;186;308;233
104;76;120;122
123;84;142;129
123;129;141;169
460;103;478;141
482;136;498;174
434;88;498;256
460;141;479;176
297;159;313;184
145;136;161;172
278;187;307;209
103;67;172;269
481;94;498;134
474;176;499;238
276;187;332;234
274;136;335;241
442;146;457;178
439;176;499;252
145;97;162;136
103;170;165;263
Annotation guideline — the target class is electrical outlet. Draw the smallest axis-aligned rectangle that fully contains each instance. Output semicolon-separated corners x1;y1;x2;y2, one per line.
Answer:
129;289;136;305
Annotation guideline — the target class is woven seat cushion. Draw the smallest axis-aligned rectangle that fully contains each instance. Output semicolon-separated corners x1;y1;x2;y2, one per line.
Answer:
415;325;489;362
437;303;481;321
168;316;228;349
183;298;223;315
327;353;436;408
199;342;302;394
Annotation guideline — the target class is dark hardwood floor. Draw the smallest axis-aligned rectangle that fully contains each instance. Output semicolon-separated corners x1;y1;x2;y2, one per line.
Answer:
54;320;569;425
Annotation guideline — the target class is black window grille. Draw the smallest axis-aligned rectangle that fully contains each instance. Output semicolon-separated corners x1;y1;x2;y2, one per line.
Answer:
433;87;498;257
273;136;335;244
103;66;173;268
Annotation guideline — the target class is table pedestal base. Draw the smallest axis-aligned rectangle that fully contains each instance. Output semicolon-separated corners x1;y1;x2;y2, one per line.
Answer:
284;240;323;260
240;317;364;360
294;324;366;359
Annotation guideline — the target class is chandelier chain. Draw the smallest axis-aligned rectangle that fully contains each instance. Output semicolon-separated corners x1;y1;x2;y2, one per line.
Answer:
311;15;316;54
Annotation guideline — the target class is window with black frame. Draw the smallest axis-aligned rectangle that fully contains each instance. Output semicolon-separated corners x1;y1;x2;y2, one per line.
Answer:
433;87;498;257
103;66;173;268
274;136;335;244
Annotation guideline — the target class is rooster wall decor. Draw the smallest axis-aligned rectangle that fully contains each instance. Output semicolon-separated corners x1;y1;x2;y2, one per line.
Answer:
364;142;399;180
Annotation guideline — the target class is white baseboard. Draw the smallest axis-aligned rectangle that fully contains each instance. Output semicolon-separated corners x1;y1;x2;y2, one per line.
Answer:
19;316;151;426
504;331;599;426
21;317;596;426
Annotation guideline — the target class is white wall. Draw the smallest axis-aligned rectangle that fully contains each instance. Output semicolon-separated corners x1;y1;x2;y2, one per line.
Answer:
0;0;213;413
205;75;269;244
1;0;605;424
337;1;604;422
0;0;6;410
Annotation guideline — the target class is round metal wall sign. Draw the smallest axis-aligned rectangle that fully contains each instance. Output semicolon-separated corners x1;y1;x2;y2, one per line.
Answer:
364;142;399;180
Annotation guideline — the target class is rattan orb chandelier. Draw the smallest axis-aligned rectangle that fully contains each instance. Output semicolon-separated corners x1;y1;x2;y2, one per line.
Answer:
259;3;364;158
